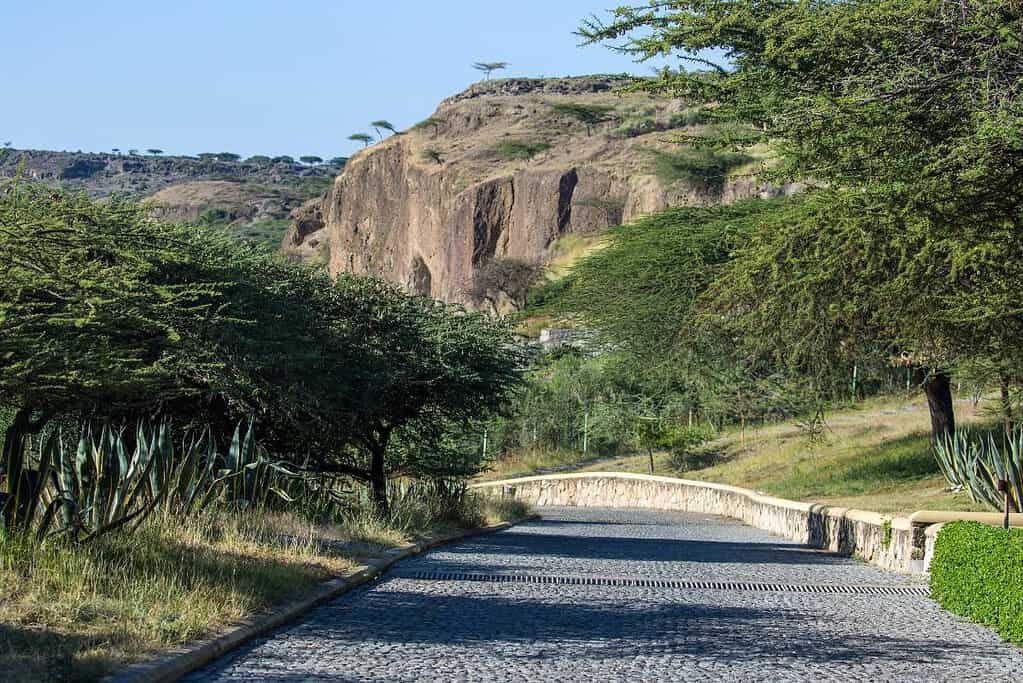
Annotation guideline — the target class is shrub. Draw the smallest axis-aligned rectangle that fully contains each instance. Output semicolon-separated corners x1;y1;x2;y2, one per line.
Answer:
466;257;542;311
667;108;709;128
667;426;715;471
930;521;1023;646
650;147;752;191
496;140;550;161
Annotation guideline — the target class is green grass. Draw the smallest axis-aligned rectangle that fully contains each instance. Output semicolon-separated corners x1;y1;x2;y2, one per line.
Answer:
483;394;997;515
0;511;356;682
482;448;613;481
930;522;1023;646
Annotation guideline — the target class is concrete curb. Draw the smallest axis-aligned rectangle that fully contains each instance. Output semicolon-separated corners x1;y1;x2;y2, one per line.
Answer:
104;516;536;683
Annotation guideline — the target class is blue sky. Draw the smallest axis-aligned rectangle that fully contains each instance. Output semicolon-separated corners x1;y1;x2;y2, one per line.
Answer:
1;1;679;159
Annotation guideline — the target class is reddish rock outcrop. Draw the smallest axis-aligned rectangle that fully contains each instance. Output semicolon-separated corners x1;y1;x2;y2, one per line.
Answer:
312;77;790;304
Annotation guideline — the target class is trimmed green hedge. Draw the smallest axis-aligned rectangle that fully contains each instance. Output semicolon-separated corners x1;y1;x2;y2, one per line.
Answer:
930;521;1023;645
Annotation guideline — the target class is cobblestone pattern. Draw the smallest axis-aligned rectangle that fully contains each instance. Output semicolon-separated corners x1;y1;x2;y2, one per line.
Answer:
185;507;1023;682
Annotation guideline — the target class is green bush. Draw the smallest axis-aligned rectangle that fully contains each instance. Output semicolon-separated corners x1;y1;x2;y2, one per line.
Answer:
650;148;752;191
496;140;551;161
667;426;715;471
930;521;1023;646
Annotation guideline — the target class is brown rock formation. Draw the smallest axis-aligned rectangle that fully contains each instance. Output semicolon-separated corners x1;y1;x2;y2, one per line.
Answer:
310;76;790;304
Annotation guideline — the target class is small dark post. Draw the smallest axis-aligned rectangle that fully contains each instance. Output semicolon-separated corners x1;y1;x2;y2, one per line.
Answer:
997;479;1011;530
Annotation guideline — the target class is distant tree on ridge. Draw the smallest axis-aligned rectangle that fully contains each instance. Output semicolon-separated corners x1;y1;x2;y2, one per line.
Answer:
370;120;397;140
348;133;373;148
472;61;509;80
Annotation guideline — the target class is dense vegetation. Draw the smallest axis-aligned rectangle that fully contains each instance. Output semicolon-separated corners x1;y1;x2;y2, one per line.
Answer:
501;1;1023;512
0;182;523;529
576;0;1023;444
930;522;1023;646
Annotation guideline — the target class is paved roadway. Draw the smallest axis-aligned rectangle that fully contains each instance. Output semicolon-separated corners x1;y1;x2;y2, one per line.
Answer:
185;507;1023;682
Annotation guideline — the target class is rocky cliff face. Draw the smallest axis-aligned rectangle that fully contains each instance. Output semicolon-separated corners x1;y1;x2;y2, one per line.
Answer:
293;77;793;304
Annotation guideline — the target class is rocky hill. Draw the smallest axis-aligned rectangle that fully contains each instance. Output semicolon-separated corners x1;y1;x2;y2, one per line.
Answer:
0;148;342;248
286;76;796;304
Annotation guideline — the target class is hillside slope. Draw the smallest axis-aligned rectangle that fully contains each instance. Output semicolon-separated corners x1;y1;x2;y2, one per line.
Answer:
289;76;797;304
0;148;340;248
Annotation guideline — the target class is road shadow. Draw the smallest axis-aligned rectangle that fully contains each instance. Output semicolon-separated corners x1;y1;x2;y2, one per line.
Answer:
200;588;1015;681
427;530;853;567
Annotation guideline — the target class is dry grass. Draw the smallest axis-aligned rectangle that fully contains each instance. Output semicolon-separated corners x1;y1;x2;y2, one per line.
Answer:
482;447;611;482
0;485;535;683
485;394;999;516
545;234;609;279
0;510;360;682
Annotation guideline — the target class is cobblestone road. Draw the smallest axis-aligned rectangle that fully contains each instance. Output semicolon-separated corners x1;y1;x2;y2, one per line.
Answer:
186;507;1023;682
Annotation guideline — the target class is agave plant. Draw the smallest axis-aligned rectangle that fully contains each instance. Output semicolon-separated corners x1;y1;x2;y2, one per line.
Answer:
35;424;169;542
2;419;300;543
934;428;1023;512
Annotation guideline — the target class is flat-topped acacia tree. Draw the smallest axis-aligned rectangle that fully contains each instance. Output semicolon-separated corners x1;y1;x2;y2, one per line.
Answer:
348;133;373;148
370;120;397;140
551;102;614;136
472;61;508;80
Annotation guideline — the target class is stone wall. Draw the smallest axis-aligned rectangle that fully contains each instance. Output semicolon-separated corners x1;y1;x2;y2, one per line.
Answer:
473;473;924;574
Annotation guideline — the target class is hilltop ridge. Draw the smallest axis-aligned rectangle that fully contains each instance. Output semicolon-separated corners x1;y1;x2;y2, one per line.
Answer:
287;76;794;304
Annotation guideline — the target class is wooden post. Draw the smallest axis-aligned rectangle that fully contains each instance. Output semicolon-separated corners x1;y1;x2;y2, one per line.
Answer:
582;411;589;454
997;479;1011;530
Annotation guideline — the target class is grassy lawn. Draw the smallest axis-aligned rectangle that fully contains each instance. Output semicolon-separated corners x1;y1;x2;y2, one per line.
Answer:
484;394;996;515
0;496;528;682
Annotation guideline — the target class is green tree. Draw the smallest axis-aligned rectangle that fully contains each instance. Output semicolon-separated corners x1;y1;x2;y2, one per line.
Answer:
0;182;526;518
472;61;509;80
551;102;614;136
299;155;323;165
348;133;373;148
422;148;444;165
580;0;1023;441
299;285;525;512
370;120;397;140
147;148;163;155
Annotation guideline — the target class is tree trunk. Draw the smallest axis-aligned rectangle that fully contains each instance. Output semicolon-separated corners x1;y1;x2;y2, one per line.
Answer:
1;406;34;531
647;448;654;474
1000;374;1014;437
915;369;955;443
370;446;389;517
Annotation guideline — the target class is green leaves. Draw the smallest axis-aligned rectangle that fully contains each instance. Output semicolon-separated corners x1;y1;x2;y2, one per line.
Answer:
0;181;525;514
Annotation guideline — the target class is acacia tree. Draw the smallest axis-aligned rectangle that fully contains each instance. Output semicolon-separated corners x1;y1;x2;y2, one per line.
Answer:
580;0;1023;441
348;133;373;148
472;61;509;80
300;283;525;512
369;120;397;140
466;258;542;313
0;183;524;520
551;102;614;136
